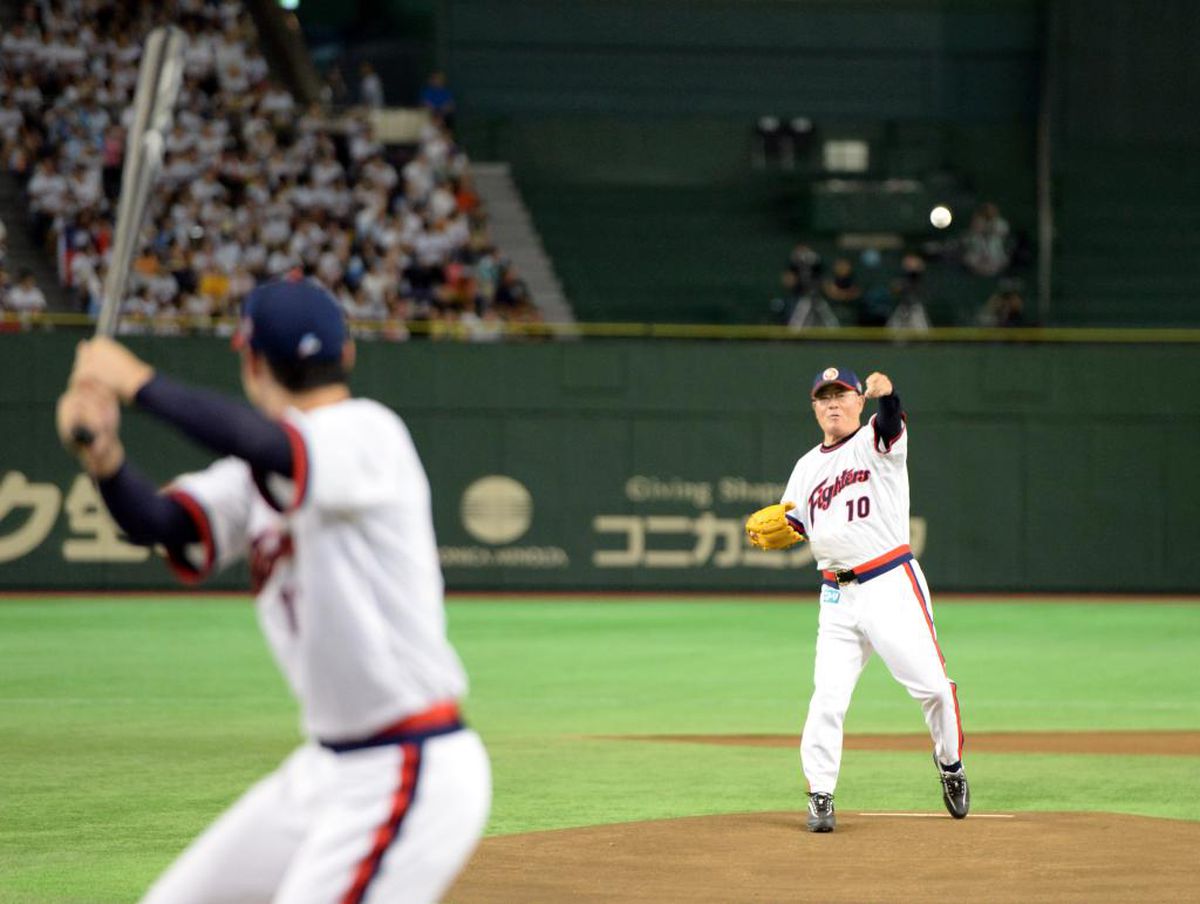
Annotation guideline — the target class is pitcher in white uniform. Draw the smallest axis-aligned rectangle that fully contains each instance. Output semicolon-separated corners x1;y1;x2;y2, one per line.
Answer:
57;276;490;902
760;366;968;833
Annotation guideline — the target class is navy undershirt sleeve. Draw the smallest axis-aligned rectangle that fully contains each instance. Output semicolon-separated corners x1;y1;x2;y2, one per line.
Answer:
98;462;198;547
875;393;904;442
134;373;293;476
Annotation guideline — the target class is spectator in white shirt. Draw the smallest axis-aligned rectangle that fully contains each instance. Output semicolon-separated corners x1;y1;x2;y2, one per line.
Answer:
196;121;227;159
260;86;295;118
184;24;216;78
67;164;103;210
358;61;384;108
0;99;24;142
245;52;269;85
311;150;345;187
1;24;36;69
165;122;196;156
190;169;228;204
56;32;88;74
363;154;399;192
13;72;44;109
403;152;435;202
6;270;47;312
265;246;296;276
116;27;143;63
28;159;68;214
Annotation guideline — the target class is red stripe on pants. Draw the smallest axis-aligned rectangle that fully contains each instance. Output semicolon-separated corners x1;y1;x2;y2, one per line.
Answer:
903;562;944;669
340;742;421;904
903;562;964;760
950;680;965;757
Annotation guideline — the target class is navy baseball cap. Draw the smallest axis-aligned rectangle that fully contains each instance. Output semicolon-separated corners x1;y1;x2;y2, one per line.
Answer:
810;366;863;397
233;276;345;365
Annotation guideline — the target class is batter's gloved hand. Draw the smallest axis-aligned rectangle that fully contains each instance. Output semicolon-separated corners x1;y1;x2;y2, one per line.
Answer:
745;502;806;550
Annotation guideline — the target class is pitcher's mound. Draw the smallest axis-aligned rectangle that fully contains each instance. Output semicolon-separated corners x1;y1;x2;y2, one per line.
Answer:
449;811;1198;903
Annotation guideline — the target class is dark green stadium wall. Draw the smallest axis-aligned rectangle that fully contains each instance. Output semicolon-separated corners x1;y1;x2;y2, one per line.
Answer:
3;334;1197;593
1051;0;1200;327
440;0;1039;325
448;0;1039;185
446;0;1038;123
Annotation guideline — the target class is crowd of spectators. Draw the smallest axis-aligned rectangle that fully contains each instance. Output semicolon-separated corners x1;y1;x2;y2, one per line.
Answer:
0;0;539;339
774;200;1027;330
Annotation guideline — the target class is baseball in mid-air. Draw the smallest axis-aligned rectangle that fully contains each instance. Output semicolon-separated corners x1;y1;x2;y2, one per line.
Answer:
929;205;953;229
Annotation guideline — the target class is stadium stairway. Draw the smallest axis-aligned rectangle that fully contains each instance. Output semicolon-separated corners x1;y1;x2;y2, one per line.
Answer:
0;173;70;311
470;163;574;323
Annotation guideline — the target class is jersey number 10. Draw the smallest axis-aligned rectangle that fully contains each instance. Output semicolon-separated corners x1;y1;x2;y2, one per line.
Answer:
845;496;871;521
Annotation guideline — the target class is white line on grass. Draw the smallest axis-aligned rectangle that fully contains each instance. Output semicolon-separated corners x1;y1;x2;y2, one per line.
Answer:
857;813;1015;819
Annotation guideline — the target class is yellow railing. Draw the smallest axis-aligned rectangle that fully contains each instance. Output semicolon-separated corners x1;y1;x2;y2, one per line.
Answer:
3;312;1200;344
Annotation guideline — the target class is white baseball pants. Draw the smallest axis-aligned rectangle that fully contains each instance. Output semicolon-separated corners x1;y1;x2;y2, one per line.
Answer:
801;559;963;793
140;729;490;904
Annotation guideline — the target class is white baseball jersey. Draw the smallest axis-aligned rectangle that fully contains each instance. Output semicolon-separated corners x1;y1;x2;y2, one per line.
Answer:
142;397;489;904
166;397;468;743
781;413;909;572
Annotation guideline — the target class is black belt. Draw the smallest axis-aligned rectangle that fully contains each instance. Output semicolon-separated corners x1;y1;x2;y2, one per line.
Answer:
821;546;915;589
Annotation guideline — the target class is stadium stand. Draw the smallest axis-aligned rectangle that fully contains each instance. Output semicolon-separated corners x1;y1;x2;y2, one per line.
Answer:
0;0;541;338
773;200;1025;331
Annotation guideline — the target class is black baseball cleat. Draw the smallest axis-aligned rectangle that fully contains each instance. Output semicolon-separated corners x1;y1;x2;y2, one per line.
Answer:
807;792;836;832
934;755;970;819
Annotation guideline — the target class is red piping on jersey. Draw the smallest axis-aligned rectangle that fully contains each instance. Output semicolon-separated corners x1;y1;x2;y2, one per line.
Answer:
818;427;862;454
249;423;310;513
164;489;215;584
904;561;965;760
339;741;422;904
281;421;309;511
821;544;912;586
872;413;907;453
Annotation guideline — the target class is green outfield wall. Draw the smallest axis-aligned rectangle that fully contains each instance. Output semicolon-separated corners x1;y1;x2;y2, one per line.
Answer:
2;333;1197;593
444;0;1039;122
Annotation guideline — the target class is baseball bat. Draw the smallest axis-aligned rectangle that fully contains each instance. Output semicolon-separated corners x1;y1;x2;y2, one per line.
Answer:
73;26;186;446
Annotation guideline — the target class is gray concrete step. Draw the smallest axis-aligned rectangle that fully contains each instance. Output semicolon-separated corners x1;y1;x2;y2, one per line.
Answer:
470;162;574;325
0;173;72;311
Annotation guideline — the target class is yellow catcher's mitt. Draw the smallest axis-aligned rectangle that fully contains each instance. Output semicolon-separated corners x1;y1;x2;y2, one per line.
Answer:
745;502;805;550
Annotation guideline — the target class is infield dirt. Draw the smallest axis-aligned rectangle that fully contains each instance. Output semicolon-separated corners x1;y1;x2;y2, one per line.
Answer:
449;731;1200;903
449;811;1199;903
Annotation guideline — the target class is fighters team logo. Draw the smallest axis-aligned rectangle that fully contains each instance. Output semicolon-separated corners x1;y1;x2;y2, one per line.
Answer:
808;468;872;522
822;367;839;380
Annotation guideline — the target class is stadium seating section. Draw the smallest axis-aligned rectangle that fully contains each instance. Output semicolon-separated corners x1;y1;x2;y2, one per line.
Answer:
0;0;538;339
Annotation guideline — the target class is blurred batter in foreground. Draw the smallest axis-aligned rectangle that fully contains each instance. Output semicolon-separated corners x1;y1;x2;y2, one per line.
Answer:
58;277;490;903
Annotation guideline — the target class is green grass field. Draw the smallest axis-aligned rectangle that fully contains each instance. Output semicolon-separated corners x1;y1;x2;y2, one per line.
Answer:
1;595;1198;903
